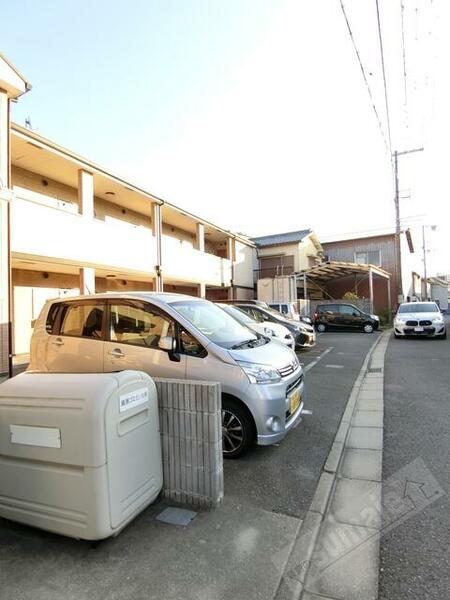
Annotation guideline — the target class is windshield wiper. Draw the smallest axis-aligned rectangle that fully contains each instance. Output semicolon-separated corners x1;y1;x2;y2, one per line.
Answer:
231;338;259;350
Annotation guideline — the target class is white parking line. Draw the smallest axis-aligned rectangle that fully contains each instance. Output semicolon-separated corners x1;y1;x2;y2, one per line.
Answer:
325;364;344;369
304;347;334;372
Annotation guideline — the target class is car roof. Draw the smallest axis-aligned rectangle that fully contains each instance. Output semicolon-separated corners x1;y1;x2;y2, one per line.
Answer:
46;291;205;305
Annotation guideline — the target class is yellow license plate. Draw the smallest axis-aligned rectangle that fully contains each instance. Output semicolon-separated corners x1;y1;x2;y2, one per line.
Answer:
290;389;301;414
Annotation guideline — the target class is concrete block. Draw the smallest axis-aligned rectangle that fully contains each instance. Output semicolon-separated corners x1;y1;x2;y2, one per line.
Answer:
155;379;223;507
339;448;382;482
357;397;384;412
358;390;383;401
352;410;383;428
282;511;323;584
347;427;383;451
310;472;335;515
305;518;379;600
324;441;344;474
328;478;382;529
335;420;350;443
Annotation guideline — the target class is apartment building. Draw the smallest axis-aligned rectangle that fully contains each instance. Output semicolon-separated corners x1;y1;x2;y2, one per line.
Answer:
0;54;255;372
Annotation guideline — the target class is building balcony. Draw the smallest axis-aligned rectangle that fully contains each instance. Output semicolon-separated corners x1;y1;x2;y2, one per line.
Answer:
10;195;233;287
11;195;157;275
162;234;232;287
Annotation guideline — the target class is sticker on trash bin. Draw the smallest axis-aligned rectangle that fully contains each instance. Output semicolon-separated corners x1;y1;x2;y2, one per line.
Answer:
119;387;149;412
10;425;61;448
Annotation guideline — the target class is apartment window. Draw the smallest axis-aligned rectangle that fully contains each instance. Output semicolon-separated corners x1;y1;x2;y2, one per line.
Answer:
354;250;381;266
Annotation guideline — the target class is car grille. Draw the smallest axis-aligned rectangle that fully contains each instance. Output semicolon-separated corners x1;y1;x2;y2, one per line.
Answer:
404;327;435;334
286;374;303;396
279;361;299;378
406;320;418;326
419;320;432;326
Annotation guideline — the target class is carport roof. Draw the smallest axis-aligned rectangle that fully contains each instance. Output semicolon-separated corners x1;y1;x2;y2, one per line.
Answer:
300;260;390;282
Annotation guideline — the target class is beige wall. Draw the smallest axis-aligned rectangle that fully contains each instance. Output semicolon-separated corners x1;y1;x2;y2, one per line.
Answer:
12;166;80;211
234;241;256;288
257;235;321;273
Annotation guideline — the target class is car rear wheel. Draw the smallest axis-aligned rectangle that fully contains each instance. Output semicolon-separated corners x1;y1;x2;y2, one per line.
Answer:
316;323;326;333
222;398;255;459
363;323;374;334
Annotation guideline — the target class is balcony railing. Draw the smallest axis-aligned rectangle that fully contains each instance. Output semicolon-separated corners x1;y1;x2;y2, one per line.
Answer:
11;195;157;274
11;195;232;287
162;234;232;287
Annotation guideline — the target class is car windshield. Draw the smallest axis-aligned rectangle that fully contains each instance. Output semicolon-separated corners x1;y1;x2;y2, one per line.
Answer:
398;303;439;314
219;304;255;326
171;300;264;349
260;306;291;321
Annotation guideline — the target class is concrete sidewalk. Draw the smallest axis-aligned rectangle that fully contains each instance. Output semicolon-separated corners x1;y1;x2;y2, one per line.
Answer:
276;331;390;600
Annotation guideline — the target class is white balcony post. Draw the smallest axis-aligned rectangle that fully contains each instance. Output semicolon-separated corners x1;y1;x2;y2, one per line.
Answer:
227;236;235;299
77;170;95;294
152;202;163;292
0;57;30;376
0;91;11;375
368;267;374;314
196;222;205;252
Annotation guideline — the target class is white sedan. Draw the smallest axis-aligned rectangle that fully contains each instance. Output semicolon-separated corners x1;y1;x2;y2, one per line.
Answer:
394;302;447;339
217;303;295;349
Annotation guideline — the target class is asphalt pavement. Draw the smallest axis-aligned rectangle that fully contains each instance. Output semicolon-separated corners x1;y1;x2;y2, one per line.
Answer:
225;330;379;519
379;321;450;600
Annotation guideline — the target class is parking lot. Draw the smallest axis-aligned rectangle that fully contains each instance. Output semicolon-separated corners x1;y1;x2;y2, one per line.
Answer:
0;331;381;600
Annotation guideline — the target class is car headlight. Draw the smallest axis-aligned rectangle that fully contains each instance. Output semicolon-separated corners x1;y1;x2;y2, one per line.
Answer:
264;327;276;337
432;317;443;323
395;317;407;323
237;361;281;384
371;314;380;321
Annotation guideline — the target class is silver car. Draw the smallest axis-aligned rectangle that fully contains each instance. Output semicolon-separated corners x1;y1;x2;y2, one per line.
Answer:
394;301;447;339
29;292;305;458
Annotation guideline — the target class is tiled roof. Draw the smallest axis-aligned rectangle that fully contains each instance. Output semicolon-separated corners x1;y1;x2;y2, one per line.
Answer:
251;229;311;248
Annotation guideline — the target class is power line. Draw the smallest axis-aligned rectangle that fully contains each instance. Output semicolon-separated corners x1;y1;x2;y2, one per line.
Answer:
375;0;394;160
338;0;391;155
400;0;408;108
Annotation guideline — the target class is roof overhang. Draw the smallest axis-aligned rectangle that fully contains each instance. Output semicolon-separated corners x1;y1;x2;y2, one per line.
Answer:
300;260;391;282
0;54;31;99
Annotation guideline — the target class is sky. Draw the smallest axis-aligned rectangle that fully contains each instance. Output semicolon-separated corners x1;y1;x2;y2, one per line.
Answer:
2;0;448;274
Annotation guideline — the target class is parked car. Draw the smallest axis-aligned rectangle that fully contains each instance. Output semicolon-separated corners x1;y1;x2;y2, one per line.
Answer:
314;303;379;333
29;292;305;458
269;302;313;325
394;301;447;339
230;303;316;349
218;303;295;349
269;302;300;321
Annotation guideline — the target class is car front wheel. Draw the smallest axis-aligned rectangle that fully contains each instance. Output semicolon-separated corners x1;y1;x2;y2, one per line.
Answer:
222;398;255;459
316;323;326;333
363;323;374;334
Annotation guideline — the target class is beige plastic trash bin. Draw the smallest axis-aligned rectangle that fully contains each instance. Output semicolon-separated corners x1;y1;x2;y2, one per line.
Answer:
0;370;162;540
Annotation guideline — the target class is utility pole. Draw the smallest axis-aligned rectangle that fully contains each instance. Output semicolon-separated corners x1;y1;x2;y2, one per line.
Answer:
392;147;424;305
422;225;427;300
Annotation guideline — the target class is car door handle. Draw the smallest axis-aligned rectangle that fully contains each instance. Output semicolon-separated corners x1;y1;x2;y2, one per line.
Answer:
52;338;64;346
109;348;125;358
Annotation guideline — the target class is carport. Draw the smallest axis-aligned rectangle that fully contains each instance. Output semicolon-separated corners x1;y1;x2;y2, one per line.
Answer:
298;260;392;319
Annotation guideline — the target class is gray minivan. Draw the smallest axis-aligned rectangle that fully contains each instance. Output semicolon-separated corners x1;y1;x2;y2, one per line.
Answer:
29;292;305;458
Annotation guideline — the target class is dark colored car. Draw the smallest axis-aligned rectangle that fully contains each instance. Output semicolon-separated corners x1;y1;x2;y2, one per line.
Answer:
314;303;379;333
231;303;316;349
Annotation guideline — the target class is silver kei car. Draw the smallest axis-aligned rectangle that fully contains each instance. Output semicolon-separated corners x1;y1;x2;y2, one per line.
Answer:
394;301;447;339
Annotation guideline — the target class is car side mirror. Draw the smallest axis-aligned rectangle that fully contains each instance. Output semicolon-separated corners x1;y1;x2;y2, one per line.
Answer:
159;336;176;351
353;312;359;317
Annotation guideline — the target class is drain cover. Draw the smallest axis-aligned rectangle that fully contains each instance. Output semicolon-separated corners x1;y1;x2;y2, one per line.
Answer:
368;367;382;373
156;507;197;526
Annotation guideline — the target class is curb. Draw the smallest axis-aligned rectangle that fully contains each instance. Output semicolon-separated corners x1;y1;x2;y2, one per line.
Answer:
275;330;391;600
